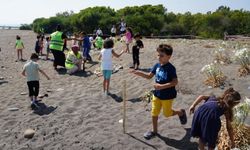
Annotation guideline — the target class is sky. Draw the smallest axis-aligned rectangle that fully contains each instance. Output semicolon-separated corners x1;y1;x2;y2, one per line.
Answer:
0;0;250;26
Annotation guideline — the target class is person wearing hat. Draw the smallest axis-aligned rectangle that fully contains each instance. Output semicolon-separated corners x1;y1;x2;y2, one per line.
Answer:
132;33;144;70
65;45;83;74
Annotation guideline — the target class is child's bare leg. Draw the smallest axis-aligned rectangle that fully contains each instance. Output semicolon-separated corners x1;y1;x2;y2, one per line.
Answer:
103;79;106;92
172;109;183;116
152;116;158;133
17;50;19;60
199;138;205;150
106;79;110;93
20;50;23;59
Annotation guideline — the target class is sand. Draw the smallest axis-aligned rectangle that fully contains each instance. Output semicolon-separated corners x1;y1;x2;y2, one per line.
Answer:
0;30;249;150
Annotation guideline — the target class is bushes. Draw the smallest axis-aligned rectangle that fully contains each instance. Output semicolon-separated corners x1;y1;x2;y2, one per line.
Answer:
29;5;250;38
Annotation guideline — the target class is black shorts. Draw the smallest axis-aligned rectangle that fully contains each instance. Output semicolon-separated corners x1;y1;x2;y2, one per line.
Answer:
27;81;39;97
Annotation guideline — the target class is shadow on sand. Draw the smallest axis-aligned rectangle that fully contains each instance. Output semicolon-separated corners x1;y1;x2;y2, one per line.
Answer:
33;102;57;116
109;93;123;103
157;128;198;150
127;128;198;150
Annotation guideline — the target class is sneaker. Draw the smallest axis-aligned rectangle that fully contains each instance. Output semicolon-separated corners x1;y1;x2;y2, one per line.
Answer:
143;131;157;140
31;100;39;109
179;109;187;125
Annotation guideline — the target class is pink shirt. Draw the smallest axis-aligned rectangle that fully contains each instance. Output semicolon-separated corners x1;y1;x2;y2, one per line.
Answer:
125;32;132;43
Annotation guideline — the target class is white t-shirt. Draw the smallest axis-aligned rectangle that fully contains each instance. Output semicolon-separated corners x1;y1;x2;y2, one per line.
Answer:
23;60;40;82
96;29;103;36
111;27;116;34
100;48;112;70
120;22;126;32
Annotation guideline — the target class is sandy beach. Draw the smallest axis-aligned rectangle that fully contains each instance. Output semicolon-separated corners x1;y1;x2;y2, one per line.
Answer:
0;30;249;150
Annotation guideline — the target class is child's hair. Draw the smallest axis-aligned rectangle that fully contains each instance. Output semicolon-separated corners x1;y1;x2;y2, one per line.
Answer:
37;35;41;39
157;44;173;56
217;88;241;121
46;37;50;41
82;31;87;36
134;33;142;39
103;39;114;49
16;35;21;40
30;53;39;60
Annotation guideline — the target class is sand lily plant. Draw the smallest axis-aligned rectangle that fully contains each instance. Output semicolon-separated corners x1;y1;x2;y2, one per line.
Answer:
200;63;226;87
214;47;231;64
233;48;250;76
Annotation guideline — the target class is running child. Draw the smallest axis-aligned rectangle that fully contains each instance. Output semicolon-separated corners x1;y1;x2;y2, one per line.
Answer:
132;33;144;70
22;53;50;109
98;39;125;95
15;35;24;61
189;88;241;150
131;44;187;140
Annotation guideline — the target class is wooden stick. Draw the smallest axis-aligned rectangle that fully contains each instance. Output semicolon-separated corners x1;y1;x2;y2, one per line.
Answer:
122;80;127;134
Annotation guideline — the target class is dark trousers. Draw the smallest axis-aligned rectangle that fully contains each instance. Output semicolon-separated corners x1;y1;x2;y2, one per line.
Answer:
83;47;92;61
132;49;140;66
51;49;66;67
27;81;39;97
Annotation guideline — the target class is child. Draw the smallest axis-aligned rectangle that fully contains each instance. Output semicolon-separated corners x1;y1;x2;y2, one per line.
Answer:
82;32;92;61
22;53;50;108
98;39;124;95
45;37;50;60
95;35;104;50
131;44;187;140
15;35;24;61
189;88;241;150
125;27;133;53
39;36;44;55
132;33;144;70
35;35;40;54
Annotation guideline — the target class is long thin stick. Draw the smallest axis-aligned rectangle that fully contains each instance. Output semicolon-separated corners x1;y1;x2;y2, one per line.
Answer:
122;80;127;134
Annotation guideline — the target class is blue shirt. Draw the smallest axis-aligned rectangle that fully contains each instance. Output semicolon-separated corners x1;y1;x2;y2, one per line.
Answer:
150;63;177;100
83;36;91;48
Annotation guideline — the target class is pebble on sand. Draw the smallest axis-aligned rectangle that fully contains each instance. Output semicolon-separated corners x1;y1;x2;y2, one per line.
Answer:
20;92;27;95
0;77;4;80
24;129;35;139
8;107;19;111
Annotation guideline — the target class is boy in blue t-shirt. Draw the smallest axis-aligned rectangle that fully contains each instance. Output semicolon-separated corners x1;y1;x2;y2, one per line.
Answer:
82;32;92;62
131;44;187;140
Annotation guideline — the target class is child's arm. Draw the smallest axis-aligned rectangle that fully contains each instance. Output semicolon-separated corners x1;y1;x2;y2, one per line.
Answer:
22;42;25;49
189;95;210;114
98;54;102;61
153;78;178;90
225;112;235;148
112;49;125;58
21;69;26;76
130;70;154;79
38;69;50;80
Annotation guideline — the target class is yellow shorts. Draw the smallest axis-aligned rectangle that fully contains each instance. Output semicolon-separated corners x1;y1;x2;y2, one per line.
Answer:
151;96;174;117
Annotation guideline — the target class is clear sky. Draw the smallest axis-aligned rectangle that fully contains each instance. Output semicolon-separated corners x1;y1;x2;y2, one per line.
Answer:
0;0;250;26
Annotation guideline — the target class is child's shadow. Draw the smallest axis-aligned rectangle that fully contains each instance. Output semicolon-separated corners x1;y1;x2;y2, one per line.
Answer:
109;93;123;103
33;102;57;116
157;128;198;150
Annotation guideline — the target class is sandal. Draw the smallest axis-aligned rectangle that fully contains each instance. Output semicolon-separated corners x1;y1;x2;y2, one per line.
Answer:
179;109;187;125
143;131;157;140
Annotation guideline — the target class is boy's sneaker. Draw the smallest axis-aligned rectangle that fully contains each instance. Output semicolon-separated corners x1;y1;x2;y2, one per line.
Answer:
143;131;157;140
179;109;187;125
31;100;39;109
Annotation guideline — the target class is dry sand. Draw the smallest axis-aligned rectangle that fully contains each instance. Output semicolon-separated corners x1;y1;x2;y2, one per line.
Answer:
0;30;249;150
